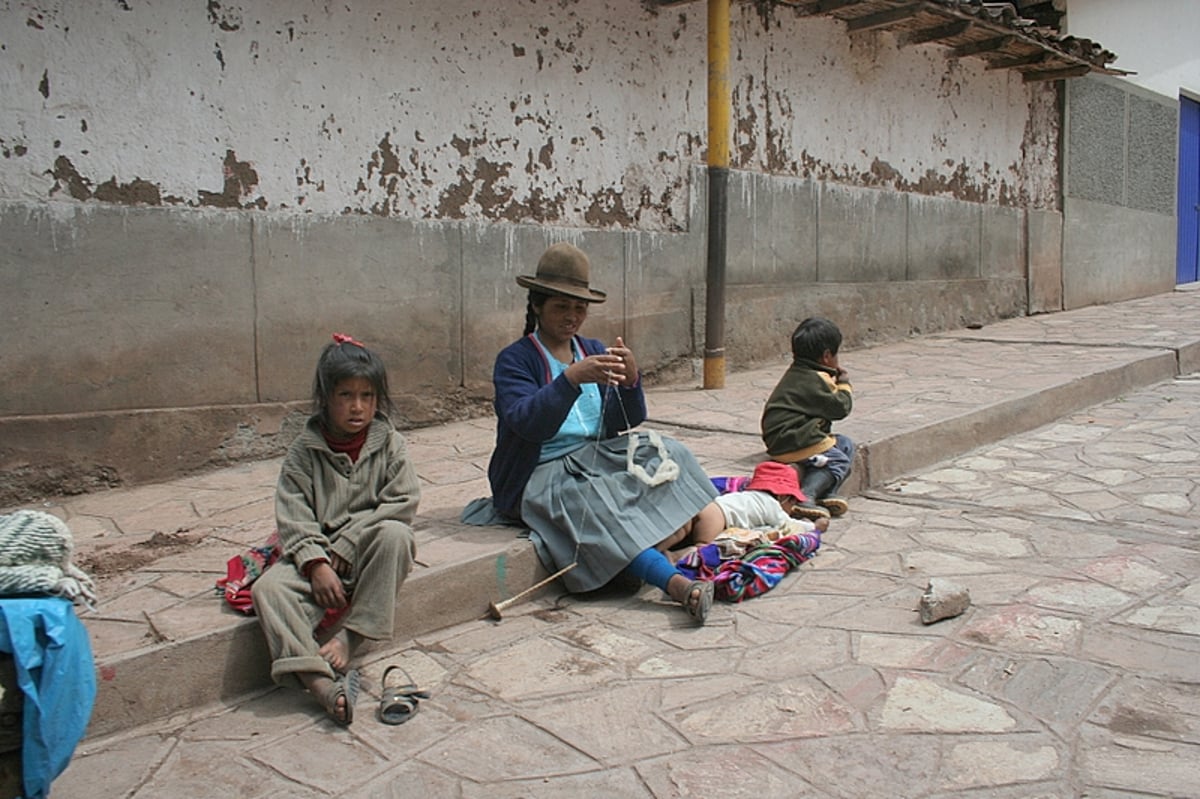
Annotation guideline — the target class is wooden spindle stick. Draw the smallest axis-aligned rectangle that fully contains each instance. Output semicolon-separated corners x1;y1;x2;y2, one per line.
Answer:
487;561;578;620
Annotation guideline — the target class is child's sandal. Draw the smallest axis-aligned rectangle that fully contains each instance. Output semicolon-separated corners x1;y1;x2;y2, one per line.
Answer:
377;664;430;725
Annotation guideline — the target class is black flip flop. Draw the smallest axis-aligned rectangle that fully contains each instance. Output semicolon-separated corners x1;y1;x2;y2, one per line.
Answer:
377;664;430;725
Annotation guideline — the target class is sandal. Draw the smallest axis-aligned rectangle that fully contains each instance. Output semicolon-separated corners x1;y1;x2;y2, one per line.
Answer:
683;579;714;625
317;668;359;727
378;664;431;726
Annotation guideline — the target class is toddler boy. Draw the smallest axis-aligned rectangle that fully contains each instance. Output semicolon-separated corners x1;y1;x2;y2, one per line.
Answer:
760;317;855;520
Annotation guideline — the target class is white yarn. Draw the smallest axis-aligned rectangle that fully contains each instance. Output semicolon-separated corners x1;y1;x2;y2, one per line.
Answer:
625;429;681;487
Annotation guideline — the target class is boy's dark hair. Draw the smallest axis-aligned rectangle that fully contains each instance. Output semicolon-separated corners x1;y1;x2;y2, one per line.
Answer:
311;335;398;424
790;317;842;362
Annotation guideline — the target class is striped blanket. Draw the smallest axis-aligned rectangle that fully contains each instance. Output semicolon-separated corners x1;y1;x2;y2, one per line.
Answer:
675;530;822;602
0;510;97;609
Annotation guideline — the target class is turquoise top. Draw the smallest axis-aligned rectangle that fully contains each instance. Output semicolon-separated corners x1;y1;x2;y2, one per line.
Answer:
533;333;602;462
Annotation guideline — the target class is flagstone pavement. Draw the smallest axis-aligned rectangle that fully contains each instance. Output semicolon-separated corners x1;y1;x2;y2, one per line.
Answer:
14;288;1200;798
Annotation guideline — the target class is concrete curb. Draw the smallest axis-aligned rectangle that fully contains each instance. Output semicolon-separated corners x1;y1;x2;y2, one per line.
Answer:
87;532;548;738
862;351;1179;486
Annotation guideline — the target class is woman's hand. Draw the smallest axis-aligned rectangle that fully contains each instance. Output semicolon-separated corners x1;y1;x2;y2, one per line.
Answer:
565;350;625;387
606;336;640;388
564;336;640;388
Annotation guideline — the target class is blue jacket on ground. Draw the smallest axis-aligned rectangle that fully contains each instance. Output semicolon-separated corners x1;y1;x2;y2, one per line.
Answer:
488;333;647;518
0;597;95;799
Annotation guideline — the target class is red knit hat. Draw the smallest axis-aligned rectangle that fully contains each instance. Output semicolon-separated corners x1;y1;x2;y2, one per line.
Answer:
746;461;807;502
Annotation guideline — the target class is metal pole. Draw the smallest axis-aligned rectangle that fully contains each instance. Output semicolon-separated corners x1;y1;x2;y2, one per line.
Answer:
704;0;730;389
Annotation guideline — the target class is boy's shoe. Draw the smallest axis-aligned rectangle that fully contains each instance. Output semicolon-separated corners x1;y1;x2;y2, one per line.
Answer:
789;500;831;521
797;468;837;521
818;495;848;517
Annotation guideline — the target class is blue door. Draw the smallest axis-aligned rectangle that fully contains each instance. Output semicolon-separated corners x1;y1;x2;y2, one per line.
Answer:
1178;96;1200;285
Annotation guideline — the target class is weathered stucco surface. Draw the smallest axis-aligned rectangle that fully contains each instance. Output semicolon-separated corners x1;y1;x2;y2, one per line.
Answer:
1;0;1057;226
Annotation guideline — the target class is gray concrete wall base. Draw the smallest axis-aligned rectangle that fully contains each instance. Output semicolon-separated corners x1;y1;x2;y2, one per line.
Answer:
0;402;308;507
255;215;466;406
1028;208;1065;313
720;278;1029;368
0;204;258;415
1062;198;1177;308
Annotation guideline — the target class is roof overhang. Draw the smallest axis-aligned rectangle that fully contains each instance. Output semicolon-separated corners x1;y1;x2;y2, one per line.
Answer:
651;0;1129;82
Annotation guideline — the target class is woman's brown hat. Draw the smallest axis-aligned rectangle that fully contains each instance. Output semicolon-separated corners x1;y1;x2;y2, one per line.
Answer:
516;242;608;303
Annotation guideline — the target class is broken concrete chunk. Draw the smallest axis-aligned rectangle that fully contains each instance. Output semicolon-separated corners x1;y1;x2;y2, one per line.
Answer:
919;578;971;624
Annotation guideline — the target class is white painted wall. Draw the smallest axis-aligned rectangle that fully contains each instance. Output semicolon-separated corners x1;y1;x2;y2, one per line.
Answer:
1066;0;1200;100
0;0;1057;228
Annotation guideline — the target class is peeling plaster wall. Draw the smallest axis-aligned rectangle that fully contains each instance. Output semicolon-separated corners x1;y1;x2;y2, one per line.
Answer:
728;12;1059;208
2;0;707;229
1;0;1074;498
1;1;1055;224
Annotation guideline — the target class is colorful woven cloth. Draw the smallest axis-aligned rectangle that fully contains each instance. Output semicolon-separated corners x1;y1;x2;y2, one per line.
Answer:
215;532;344;631
216;531;282;614
676;530;822;602
710;475;750;494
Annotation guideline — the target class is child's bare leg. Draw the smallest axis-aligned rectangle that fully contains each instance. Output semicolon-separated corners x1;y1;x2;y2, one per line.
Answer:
659;502;727;553
657;518;693;552
318;628;361;673
689;502;727;546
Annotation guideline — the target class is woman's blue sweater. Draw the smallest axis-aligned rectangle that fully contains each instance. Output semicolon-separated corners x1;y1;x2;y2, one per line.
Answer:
488;334;647;518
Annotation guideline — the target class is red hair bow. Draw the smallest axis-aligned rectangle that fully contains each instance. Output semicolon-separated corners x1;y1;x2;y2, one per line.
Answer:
332;332;365;348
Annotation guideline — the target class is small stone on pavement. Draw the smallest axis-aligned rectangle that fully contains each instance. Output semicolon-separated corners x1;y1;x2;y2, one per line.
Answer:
919;577;972;624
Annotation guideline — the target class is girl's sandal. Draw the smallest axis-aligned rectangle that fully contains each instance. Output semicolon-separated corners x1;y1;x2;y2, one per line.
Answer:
683;579;714;625
316;668;359;727
377;664;431;726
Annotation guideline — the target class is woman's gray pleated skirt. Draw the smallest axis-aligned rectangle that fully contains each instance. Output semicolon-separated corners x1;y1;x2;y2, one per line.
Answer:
521;432;718;593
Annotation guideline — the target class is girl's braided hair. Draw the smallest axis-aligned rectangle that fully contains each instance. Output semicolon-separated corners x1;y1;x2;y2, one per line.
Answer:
522;290;552;336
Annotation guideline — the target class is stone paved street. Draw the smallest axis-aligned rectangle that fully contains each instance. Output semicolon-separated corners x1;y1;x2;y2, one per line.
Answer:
53;373;1200;798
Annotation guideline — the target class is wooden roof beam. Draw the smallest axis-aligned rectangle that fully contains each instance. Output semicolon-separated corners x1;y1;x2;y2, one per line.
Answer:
950;34;1015;58
985;51;1047;70
900;19;972;47
845;3;924;33
1022;63;1090;82
794;0;862;15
